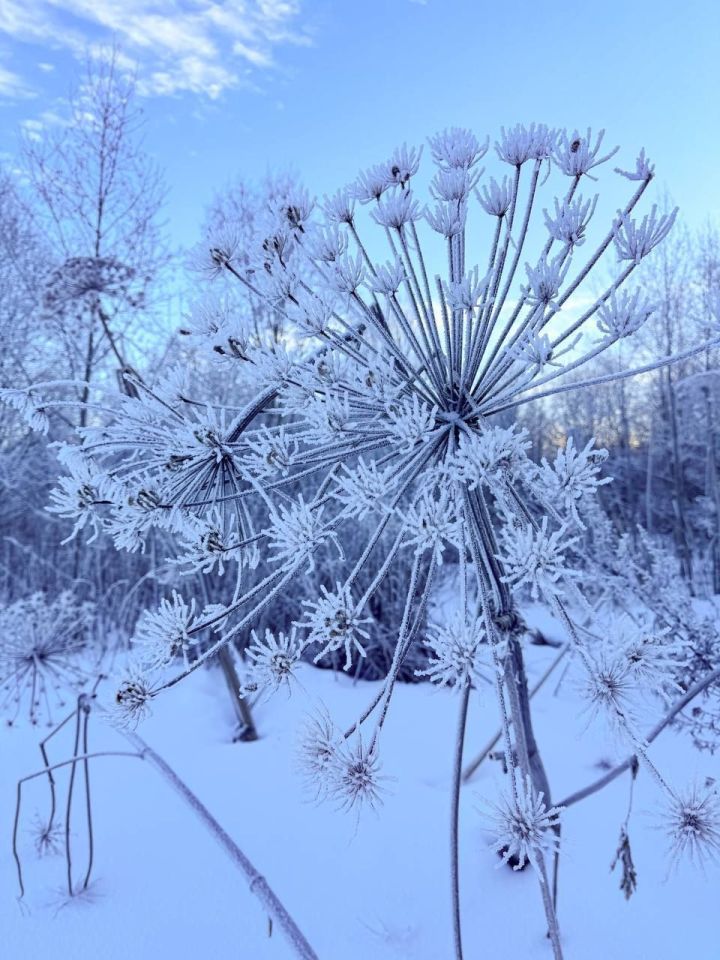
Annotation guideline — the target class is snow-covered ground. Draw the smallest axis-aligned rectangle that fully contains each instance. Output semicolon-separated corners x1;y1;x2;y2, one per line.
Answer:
1;605;718;959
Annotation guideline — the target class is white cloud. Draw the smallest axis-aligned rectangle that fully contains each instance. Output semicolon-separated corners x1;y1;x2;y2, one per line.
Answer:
0;62;35;98
20;107;67;136
0;0;310;99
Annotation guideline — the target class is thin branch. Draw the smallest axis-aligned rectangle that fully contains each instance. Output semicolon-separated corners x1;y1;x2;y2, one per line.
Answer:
558;666;720;809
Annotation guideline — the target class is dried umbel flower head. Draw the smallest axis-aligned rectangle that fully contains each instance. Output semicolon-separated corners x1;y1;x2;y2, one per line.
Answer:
242;627;307;697
300;582;373;671
132;591;200;672
29;127;717;870
418;615;489;689
0;592;93;726
662;784;720;871
537;437;611;527
581;654;638;729
297;710;344;799
329;737;386;813
484;775;562;871
498;517;581;601
113;671;155;729
18;120;720;960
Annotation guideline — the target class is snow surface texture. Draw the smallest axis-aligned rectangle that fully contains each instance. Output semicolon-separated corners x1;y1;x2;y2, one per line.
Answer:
2;606;717;960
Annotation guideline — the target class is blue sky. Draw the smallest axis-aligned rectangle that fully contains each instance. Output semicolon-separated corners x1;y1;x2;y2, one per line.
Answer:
0;0;717;249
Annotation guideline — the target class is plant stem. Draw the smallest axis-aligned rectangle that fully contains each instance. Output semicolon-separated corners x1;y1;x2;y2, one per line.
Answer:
451;684;471;960
462;643;569;783
558;666;720;809
120;728;320;960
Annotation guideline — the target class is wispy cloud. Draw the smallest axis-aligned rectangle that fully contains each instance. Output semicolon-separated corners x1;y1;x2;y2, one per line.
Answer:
0;62;35;99
0;0;311;100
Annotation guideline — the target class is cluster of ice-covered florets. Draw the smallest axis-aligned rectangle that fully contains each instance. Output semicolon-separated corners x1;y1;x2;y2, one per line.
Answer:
499;517;581;601
239;627;307;698
300;582;373;671
418;614;490;688
131;591;201;672
662;783;720;871
12;124;719;892
537;437;612;527
298;712;385;812
485;774;562;871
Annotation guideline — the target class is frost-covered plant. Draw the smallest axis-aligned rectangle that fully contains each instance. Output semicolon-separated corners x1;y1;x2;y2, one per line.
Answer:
662;783;720;870
18;124;720;960
0;592;95;725
486;774;562;871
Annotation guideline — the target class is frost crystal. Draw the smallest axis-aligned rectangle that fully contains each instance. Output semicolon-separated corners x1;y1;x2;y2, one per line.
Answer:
0;387;50;434
543;194;598;248
496;123;555;165
596;288;654;341
329;737;385;812
613;204;678;264
401;487;459;566
332;458;393;518
428;127;487;170
452;425;532;490
265;496;339;572
478;176;513;217
538;437;611;526
552;129;618;177
384;395;438;452
113;671;155;729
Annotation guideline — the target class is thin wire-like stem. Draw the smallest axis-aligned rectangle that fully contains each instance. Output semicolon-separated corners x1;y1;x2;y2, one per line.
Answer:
80;703;94;890
451;684;471;960
462;643;569;783
64;697;83;896
13;751;142;900
558;666;720;809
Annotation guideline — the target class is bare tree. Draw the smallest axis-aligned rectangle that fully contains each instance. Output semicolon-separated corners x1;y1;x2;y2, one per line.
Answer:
22;46;167;425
